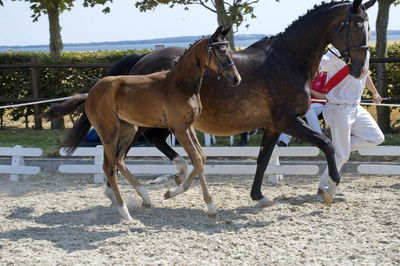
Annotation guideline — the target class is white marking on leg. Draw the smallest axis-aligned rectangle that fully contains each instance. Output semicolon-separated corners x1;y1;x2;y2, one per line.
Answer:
117;204;133;221
173;156;188;178
168;184;185;198
135;186;152;208
207;202;217;216
104;185;117;205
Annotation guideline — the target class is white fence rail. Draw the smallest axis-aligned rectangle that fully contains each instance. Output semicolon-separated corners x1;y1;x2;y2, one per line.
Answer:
58;146;320;184
357;146;400;175
0;145;43;182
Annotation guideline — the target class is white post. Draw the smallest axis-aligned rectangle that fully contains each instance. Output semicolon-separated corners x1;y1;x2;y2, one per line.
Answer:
93;146;104;184
10;146;24;182
204;134;211;147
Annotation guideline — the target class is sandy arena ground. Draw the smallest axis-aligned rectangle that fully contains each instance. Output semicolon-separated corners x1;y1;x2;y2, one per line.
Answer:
0;172;399;265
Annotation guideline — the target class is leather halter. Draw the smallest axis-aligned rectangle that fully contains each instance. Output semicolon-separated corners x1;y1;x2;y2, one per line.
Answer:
329;4;369;63
207;40;235;76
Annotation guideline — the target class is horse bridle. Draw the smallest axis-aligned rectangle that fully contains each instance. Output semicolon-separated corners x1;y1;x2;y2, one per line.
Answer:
329;4;369;63
207;40;235;77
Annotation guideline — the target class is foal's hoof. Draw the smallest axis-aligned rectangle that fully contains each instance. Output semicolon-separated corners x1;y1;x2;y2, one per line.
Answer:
164;190;172;199
207;213;217;222
174;175;185;185
142;202;153;209
256;197;274;208
118;204;133;221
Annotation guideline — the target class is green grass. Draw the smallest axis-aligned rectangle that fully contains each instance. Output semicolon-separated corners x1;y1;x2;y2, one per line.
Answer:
0;129;67;157
0;128;399;157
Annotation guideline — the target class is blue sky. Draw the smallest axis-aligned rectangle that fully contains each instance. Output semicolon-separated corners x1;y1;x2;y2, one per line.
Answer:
0;0;398;46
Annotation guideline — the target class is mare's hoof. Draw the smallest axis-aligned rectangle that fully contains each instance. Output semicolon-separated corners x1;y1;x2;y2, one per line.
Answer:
164;190;172;199
320;189;334;206
256;197;274;208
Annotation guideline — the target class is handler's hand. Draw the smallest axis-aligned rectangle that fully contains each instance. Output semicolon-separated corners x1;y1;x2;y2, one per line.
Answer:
372;92;382;104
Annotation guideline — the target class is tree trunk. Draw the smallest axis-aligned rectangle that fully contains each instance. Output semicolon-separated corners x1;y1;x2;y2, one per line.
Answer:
47;6;63;61
214;0;235;50
375;0;394;133
47;6;65;129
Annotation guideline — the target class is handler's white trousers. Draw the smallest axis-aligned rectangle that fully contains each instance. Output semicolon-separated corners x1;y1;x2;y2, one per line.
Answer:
319;103;384;187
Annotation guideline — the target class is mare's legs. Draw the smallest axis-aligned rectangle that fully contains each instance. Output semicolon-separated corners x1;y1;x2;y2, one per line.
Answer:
144;128;188;184
250;130;279;207
283;116;339;205
164;126;216;218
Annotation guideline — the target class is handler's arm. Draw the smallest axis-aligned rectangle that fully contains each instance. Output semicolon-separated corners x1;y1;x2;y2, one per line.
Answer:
311;89;327;100
365;74;382;104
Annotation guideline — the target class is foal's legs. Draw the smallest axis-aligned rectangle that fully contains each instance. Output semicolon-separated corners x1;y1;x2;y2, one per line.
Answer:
99;129;133;221
144;128;188;184
115;122;152;209
283;116;340;205
104;126;147;204
188;127;215;217
250;130;279;207
164;126;216;218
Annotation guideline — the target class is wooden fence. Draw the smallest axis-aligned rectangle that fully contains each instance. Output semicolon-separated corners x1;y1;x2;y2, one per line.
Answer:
0;56;399;130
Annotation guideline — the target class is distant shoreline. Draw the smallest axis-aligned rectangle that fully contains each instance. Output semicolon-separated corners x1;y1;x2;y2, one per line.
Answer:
1;31;399;53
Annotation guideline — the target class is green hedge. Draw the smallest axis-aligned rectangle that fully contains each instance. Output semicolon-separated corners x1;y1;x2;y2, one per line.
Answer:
0;49;149;121
369;43;400;100
1;44;399;126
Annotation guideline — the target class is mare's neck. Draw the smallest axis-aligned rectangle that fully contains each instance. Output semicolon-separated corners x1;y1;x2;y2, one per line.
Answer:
274;5;347;81
168;39;209;95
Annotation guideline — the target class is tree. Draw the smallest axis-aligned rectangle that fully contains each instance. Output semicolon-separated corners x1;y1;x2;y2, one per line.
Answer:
0;0;113;61
375;0;396;133
135;0;272;49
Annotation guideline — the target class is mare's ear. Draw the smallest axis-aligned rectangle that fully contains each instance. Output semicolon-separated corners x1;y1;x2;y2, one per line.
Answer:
352;0;362;12
363;0;377;9
211;25;224;40
221;26;232;37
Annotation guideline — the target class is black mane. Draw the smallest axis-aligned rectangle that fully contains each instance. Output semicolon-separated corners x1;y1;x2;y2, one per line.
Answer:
247;0;350;50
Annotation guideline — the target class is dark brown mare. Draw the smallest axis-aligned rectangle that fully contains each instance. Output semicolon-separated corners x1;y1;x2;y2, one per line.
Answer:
49;26;241;221
44;1;376;210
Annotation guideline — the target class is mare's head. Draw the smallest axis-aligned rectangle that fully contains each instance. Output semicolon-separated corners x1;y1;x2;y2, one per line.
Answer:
207;26;241;86
330;0;376;78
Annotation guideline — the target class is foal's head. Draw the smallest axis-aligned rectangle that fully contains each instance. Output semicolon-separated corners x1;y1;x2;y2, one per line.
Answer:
330;0;376;78
207;26;241;87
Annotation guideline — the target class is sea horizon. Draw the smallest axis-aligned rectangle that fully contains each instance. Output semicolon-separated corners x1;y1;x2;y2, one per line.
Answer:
1;31;399;53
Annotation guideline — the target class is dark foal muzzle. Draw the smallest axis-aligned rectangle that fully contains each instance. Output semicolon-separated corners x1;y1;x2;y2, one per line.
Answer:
207;40;236;78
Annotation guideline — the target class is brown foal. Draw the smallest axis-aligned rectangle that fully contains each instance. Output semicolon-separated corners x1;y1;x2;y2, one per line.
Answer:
63;26;240;220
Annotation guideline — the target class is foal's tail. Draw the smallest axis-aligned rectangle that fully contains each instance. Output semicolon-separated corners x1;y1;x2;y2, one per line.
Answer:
62;112;91;155
41;93;87;121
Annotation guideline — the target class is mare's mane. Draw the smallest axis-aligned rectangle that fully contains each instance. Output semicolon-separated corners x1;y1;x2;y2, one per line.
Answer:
246;1;350;50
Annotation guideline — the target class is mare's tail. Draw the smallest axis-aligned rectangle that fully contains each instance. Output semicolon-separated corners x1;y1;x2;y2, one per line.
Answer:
41;93;87;121
62;112;91;155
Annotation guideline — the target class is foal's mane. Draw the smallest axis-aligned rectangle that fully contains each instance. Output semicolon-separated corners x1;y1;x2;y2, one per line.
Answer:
170;37;208;71
247;1;350;49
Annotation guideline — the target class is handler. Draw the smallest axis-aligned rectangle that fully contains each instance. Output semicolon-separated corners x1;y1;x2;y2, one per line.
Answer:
318;46;385;195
